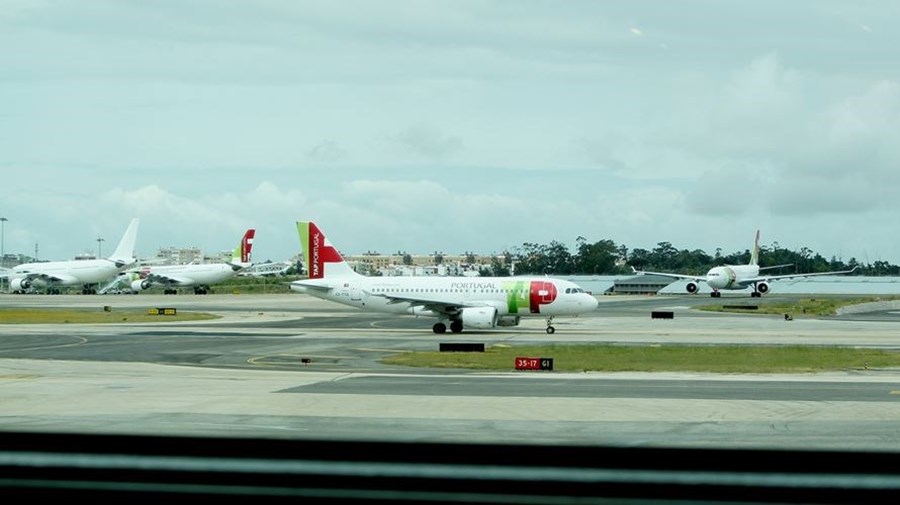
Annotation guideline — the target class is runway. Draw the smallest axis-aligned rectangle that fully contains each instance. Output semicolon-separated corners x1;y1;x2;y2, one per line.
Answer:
1;292;900;451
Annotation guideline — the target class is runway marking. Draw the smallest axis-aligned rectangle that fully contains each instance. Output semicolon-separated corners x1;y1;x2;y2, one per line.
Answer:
0;374;40;380
247;353;356;367
890;391;900;395
355;348;412;353
0;335;88;353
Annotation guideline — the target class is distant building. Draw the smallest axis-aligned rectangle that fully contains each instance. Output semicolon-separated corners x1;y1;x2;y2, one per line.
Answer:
338;252;501;277
154;246;204;265
611;274;674;295
239;261;293;277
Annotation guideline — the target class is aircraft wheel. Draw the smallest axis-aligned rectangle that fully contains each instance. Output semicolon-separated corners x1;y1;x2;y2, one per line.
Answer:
450;320;463;333
546;326;556;334
751;292;761;298
433;322;447;334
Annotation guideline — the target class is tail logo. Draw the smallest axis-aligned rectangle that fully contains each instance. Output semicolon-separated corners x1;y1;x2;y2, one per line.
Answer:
311;232;322;278
305;223;344;279
241;229;256;263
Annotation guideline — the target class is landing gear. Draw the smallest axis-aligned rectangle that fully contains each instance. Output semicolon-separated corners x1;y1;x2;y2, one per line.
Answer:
751;291;761;298
193;286;209;295
710;291;722;298
546;316;556;334
164;288;177;295
433;320;464;334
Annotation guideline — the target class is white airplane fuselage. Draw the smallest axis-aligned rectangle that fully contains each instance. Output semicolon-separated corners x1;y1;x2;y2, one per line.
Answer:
9;259;128;292
704;264;760;291
143;264;239;286
292;276;599;318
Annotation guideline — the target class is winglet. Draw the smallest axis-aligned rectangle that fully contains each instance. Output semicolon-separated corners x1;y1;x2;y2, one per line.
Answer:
108;218;140;267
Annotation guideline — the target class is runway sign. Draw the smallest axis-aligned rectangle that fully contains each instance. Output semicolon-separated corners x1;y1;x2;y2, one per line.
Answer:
515;357;553;371
147;308;177;316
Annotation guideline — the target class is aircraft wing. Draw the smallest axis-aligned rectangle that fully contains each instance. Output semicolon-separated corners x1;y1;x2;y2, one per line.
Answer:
758;263;794;271
144;273;193;286
19;272;79;284
747;266;858;283
630;266;705;283
371;293;493;316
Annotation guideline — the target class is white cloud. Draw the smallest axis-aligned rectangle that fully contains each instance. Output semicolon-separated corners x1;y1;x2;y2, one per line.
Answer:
2;2;900;265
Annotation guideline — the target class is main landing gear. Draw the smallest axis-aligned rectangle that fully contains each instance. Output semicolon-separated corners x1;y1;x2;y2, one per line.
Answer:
432;318;558;334
432;321;464;334
710;291;722;298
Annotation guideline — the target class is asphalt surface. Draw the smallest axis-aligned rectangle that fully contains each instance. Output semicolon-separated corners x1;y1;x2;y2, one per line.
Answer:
1;292;899;450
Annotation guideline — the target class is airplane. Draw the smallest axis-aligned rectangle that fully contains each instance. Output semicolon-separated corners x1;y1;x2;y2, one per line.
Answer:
630;230;857;298
289;221;599;334
3;218;140;295
127;228;255;295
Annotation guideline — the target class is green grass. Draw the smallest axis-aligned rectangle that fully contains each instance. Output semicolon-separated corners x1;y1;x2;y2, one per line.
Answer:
381;344;900;373
697;296;900;317
0;308;220;324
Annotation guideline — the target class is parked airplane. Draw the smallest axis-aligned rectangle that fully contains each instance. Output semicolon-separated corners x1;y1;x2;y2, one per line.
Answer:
128;228;255;295
631;230;857;297
3;218;140;294
289;221;599;334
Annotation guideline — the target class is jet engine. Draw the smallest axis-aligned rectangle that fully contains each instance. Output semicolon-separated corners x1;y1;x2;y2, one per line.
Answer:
10;278;31;291
460;306;499;329
756;282;770;295
131;279;152;292
685;282;699;294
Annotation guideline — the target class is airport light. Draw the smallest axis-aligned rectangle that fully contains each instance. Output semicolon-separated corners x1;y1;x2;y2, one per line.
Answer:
97;237;105;258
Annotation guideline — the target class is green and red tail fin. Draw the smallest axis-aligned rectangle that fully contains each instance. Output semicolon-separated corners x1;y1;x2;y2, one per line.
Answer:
296;221;356;279
231;229;255;264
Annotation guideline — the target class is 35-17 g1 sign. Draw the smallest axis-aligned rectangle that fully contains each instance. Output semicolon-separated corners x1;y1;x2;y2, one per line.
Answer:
515;357;553;371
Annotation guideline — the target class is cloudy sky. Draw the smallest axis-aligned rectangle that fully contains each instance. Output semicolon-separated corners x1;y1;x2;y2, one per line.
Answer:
2;1;899;265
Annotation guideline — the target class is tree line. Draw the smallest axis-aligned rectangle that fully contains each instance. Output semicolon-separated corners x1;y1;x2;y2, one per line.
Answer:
478;238;900;277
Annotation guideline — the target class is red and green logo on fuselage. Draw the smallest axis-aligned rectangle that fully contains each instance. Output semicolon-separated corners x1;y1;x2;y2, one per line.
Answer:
504;279;558;314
